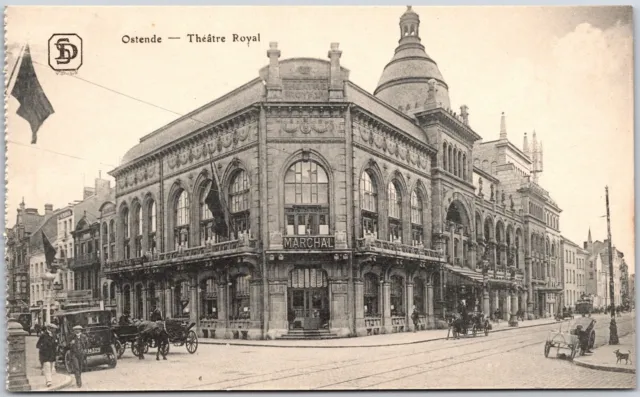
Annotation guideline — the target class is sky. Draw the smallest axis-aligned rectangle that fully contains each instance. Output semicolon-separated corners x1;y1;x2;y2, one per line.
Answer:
5;6;634;273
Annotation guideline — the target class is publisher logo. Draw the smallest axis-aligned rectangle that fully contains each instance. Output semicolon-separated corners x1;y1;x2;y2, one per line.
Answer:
48;34;83;72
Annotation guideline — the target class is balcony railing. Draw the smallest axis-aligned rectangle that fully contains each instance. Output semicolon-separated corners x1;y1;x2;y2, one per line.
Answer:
104;237;257;273
357;237;444;262
71;253;100;268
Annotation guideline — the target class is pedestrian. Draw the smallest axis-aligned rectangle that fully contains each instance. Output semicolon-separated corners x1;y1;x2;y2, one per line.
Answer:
150;306;163;322
36;323;57;388
411;307;420;332
69;325;88;388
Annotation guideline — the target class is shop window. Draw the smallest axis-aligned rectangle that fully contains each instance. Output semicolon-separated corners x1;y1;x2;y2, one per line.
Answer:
363;273;379;317
284;161;330;235
390;275;404;316
200;278;218;319
360;171;378;238
230;275;251;320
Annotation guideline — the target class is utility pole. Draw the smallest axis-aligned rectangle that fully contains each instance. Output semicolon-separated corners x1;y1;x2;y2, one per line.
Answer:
605;186;619;344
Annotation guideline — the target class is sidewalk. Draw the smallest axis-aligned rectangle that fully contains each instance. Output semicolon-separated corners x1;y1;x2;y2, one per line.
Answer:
574;332;636;374
24;336;74;392
199;316;559;348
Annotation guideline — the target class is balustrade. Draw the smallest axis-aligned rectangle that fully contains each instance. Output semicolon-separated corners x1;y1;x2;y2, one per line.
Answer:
357;238;443;261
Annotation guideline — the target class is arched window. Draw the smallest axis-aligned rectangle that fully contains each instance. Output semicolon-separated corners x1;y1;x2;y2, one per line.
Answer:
448;146;453;173
229;170;250;239
410;190;424;246
122;207;130;260
230;275;251;320
173;281;190;319
109;283;115;302
462;154;467;180
458;152;463;179
390;275;405;316
135;284;143;319
199;181;219;245
388;181;402;243
147;200;157;254
453;150;458;176
360;171;378;237
102;282;108;300
200;278;218;319
133;204;142;258
284;161;330;235
102;222;109;262
174;191;190;249
363;273;379;317
443;142;448;170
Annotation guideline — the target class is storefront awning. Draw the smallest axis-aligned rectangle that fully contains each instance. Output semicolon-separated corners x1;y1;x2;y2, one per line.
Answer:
444;265;484;284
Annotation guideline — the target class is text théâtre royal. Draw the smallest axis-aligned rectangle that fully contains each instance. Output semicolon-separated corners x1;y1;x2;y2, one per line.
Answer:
121;33;261;46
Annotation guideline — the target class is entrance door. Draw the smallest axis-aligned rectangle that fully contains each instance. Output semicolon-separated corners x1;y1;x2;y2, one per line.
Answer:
288;268;329;330
289;288;328;330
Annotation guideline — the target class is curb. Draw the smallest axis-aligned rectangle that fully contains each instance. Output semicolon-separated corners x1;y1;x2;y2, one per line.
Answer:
198;320;559;349
573;359;636;374
31;374;74;392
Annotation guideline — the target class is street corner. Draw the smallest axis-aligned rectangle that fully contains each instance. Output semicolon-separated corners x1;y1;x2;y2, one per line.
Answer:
30;373;74;392
573;335;636;374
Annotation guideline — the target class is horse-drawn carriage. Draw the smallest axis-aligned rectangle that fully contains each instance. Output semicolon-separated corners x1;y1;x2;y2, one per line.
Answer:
159;319;199;354
544;317;596;360
112;319;199;357
446;312;491;339
112;323;142;358
575;296;594;317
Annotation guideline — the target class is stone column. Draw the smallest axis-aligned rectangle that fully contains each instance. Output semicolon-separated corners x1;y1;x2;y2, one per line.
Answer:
330;280;350;337
354;279;365;335
406;282;414;331
266;280;287;339
482;285;490;317
382;281;392;333
189;278;198;325
142;286;149;320
165;286;173;319
115;283;122;319
526;258;534;315
426;283;434;328
491;242;497;271
131;284;138;319
509;289;519;326
470;243;477;270
217;282;227;336
7;320;30;392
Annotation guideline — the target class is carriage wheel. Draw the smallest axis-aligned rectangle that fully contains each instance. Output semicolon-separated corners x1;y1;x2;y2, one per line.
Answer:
144;342;150;354
107;345;118;368
160;342;170;356
588;331;595;349
544;342;551;358
64;350;73;374
186;330;198;354
115;340;125;359
131;341;140;357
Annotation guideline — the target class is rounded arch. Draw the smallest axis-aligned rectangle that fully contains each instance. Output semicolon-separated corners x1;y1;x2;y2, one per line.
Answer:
118;201;131;259
495;220;505;243
445;199;470;228
221;158;252;195
385;169;409;198
483;215;494;242
167;180;190;250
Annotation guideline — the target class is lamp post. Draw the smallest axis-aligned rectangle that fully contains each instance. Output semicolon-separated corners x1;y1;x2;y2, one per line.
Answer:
605;186;619;345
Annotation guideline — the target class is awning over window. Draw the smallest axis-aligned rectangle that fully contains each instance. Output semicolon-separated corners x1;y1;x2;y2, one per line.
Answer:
444;265;484;285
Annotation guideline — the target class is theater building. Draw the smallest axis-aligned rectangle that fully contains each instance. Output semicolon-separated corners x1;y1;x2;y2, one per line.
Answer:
104;6;563;339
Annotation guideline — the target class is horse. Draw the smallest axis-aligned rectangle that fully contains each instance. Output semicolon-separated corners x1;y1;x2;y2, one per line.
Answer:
134;320;169;361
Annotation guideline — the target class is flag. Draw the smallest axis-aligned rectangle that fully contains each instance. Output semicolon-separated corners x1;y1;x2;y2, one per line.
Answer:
10;45;55;144
205;143;230;238
42;231;57;267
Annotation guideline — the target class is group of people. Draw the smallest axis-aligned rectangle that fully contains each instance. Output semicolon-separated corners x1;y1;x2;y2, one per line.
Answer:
35;322;88;388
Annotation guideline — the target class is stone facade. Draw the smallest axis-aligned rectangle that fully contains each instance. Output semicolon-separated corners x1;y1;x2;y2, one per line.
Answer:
103;7;567;339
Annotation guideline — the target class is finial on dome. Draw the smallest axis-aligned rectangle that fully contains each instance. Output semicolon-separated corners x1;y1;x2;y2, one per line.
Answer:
407;5;412;11
269;42;278;49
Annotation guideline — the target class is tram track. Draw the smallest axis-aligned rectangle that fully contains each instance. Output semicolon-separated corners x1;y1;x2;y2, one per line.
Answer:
188;325;555;390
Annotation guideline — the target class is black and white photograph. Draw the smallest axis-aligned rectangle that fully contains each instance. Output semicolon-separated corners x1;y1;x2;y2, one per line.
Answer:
4;5;636;391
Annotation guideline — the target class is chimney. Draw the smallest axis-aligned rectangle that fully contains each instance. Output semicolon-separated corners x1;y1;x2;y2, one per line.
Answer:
328;42;344;100
523;133;530;156
499;112;507;140
45;204;53;215
460;105;469;125
266;42;282;101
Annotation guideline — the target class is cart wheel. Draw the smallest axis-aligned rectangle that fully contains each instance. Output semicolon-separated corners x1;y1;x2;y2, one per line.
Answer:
107;345;118;368
186;330;198;354
115;339;125;359
544;342;551;358
64;350;73;374
131;341;139;357
144;342;150;354
569;344;577;361
589;331;595;349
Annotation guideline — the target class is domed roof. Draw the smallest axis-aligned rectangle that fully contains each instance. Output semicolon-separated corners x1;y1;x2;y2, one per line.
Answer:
374;6;450;112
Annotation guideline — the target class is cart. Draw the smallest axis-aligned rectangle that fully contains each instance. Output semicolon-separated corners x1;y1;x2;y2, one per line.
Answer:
145;319;198;354
112;323;147;358
446;312;490;339
544;317;596;360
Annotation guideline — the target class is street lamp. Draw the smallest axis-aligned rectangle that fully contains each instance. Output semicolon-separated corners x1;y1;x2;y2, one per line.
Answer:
605;186;619;345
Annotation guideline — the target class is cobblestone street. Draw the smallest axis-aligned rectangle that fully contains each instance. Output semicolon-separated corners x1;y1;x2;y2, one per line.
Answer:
26;314;635;391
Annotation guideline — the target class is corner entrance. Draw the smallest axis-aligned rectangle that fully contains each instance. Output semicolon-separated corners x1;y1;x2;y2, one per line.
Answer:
288;268;329;330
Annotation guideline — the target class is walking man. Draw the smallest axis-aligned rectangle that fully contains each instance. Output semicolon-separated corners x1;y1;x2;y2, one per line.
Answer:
36;323;58;388
69;325;88;388
411;307;420;332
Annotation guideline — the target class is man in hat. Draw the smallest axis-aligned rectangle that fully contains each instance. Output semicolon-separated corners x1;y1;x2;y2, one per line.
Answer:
36;323;58;388
68;325;88;388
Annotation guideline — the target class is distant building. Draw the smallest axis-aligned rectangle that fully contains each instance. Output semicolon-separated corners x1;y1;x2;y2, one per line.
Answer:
560;237;588;310
6;199;45;315
584;231;624;309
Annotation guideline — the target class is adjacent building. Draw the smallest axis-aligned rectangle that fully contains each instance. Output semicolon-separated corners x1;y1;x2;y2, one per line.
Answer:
584;232;624;309
103;7;565;339
560;237;588;310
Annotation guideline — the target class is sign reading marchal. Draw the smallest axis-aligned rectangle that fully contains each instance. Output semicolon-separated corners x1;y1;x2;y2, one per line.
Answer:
283;236;335;250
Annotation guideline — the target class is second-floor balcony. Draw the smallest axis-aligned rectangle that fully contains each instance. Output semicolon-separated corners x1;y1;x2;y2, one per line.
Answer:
356;235;444;263
104;236;258;274
69;253;100;269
